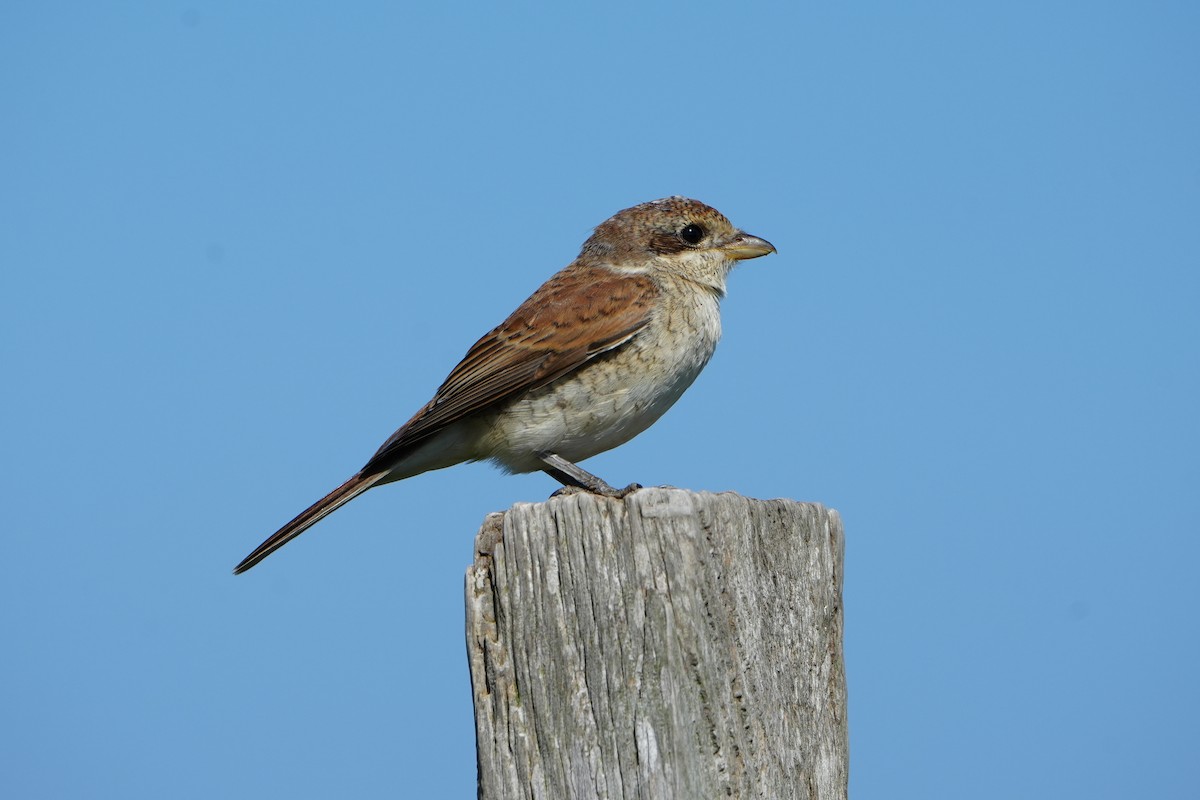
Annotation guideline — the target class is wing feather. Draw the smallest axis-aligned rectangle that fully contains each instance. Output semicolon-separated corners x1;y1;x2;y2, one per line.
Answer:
361;266;658;474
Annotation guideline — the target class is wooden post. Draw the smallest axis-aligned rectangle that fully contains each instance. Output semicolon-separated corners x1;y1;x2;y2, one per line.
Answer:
465;488;847;800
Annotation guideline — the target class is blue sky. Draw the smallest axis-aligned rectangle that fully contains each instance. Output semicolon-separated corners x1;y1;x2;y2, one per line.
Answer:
2;2;1198;797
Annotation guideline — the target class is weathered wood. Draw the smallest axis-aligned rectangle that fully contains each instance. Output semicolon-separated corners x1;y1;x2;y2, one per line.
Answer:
465;488;846;800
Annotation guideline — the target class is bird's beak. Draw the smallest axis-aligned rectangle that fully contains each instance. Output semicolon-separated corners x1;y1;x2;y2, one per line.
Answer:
721;232;777;261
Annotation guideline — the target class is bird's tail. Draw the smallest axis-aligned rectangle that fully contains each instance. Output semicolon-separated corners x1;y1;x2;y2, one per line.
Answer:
233;471;386;574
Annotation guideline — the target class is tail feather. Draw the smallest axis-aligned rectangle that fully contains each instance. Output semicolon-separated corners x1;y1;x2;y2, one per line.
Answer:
233;472;385;574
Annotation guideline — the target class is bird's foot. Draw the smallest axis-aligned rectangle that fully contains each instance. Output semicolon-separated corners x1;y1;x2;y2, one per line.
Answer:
550;484;589;498
549;482;642;500
538;451;642;499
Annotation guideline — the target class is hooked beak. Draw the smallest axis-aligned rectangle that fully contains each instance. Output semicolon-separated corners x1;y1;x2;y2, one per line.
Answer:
721;231;777;261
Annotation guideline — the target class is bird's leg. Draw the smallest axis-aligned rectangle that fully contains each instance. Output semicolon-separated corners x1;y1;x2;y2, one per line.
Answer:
537;452;641;498
538;452;618;494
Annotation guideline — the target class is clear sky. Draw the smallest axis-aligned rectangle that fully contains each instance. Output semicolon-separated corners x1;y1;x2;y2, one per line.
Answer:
2;3;1197;798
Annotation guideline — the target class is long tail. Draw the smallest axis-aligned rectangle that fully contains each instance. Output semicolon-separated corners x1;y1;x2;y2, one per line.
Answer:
233;471;386;574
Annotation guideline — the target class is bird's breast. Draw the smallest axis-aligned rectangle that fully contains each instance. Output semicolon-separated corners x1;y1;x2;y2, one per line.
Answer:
483;284;723;472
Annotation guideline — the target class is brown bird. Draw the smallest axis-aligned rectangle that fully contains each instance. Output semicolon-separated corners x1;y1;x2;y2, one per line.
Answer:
234;196;775;573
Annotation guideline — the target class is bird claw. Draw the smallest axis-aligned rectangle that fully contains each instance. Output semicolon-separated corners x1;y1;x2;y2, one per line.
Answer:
549;482;643;500
549;485;589;498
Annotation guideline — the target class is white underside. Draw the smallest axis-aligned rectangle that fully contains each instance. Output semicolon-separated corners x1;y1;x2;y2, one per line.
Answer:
482;284;722;473
381;278;724;481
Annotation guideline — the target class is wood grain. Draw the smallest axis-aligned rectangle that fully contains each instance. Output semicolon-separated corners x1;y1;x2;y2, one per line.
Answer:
466;488;847;800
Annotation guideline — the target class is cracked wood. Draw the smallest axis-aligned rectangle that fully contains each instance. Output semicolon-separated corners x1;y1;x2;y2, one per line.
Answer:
465;488;847;800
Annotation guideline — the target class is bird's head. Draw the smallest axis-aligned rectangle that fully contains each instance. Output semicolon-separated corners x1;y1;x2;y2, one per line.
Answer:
579;196;776;294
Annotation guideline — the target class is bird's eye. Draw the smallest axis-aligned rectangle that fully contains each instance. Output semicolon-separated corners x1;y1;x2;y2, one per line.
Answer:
679;223;705;244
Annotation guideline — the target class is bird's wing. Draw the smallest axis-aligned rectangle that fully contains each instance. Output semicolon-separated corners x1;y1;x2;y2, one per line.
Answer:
362;266;659;473
234;266;657;575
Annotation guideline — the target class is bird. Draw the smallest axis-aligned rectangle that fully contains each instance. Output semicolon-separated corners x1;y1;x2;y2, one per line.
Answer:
234;196;775;573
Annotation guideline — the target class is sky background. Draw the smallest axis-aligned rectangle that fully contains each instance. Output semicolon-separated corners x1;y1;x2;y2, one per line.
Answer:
2;2;1198;798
